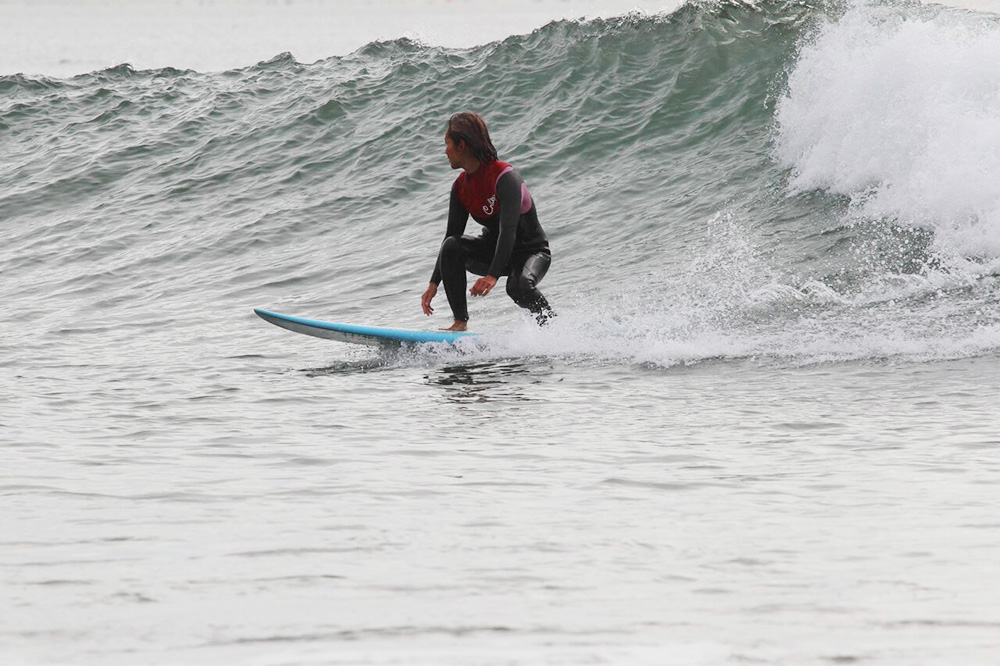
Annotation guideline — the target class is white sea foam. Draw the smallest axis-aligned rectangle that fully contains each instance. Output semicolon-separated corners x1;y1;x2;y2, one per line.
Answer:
775;0;1000;259
406;211;1000;370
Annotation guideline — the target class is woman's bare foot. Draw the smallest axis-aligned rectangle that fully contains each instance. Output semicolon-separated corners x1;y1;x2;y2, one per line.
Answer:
442;320;468;332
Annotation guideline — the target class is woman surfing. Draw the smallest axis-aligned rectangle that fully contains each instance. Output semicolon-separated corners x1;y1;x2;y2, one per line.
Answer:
421;112;554;331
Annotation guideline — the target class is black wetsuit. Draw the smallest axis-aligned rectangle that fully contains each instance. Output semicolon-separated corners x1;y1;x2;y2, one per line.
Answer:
430;163;553;323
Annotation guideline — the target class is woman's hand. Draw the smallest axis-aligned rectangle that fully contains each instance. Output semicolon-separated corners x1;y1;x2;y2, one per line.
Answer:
470;275;497;297
421;283;437;315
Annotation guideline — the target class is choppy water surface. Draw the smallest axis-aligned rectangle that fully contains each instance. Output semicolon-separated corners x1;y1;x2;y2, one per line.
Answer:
3;0;1000;663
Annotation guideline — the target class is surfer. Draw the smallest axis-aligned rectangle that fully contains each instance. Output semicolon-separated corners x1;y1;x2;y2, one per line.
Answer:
421;112;554;331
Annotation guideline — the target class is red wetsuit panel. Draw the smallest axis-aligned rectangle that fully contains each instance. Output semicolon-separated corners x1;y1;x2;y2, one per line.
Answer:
454;160;533;222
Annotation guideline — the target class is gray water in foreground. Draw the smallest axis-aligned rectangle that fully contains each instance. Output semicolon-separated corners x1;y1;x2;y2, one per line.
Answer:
4;349;1000;665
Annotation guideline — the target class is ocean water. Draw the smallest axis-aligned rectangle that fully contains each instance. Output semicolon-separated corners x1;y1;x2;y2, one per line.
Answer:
3;0;1000;664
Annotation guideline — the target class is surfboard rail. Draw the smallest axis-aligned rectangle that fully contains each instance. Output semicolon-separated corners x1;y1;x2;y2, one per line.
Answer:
254;308;477;346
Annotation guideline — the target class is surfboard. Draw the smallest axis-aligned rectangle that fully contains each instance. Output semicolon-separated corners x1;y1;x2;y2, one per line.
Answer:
254;308;478;347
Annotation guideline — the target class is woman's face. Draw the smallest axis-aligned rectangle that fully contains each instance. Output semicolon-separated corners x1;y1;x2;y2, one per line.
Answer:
444;133;463;169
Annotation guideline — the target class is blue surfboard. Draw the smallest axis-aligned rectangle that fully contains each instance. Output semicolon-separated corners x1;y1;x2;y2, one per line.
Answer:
254;308;477;347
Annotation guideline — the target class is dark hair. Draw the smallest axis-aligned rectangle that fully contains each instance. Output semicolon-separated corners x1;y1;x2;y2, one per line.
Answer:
446;112;498;164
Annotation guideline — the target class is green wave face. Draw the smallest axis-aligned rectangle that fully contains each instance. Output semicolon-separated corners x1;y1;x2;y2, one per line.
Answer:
2;0;999;365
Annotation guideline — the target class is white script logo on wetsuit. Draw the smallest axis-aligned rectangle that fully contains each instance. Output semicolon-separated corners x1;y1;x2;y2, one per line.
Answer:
483;195;496;216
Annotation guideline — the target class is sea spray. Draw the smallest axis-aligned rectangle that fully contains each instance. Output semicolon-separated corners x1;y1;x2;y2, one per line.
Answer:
775;0;1000;261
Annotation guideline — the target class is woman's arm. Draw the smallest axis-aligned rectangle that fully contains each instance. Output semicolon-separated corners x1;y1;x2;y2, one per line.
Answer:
471;170;523;297
486;170;523;279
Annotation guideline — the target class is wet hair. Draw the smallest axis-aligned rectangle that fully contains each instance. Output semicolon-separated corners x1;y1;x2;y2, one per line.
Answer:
446;112;498;164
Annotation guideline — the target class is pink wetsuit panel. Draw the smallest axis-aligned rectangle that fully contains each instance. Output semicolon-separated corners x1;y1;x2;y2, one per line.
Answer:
495;165;533;214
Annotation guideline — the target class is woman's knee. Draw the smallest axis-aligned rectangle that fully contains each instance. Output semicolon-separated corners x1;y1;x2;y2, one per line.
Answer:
440;236;464;262
440;235;460;253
